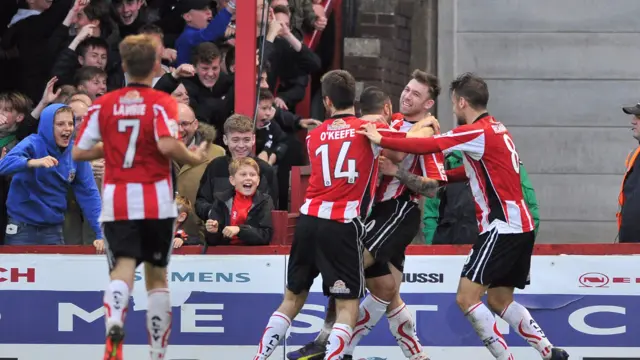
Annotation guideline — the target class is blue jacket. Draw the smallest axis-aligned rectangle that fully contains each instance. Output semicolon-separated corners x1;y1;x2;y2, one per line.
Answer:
176;8;232;66
0;104;103;238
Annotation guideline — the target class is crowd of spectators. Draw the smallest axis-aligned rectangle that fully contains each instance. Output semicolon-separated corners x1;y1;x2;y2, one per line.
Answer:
0;0;330;248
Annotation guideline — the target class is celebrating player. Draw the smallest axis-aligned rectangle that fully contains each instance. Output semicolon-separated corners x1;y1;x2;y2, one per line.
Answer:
72;34;208;360
357;73;569;360
252;70;392;360
287;72;447;360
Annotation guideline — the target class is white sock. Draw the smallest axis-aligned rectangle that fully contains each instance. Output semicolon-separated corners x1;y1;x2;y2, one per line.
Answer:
387;303;426;359
253;311;291;359
500;301;553;359
343;294;390;355
325;323;352;360
315;320;334;345
103;279;130;332
465;302;513;360
147;288;172;360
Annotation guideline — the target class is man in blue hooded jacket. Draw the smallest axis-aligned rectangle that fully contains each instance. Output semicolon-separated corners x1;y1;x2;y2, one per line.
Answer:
0;103;102;245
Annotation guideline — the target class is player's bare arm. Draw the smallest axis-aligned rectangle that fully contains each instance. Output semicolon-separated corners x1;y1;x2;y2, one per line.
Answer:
72;142;104;162
156;136;208;166
379;155;439;197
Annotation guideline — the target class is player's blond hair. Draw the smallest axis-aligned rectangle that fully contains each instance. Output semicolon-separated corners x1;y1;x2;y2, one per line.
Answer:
119;34;159;79
229;157;260;176
223;114;254;134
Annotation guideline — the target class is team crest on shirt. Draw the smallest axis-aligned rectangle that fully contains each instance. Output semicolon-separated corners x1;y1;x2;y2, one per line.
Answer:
119;90;144;104
67;170;76;183
327;119;349;131
329;280;351;294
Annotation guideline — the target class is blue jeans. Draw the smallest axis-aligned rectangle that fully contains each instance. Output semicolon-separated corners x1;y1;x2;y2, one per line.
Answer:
5;217;64;245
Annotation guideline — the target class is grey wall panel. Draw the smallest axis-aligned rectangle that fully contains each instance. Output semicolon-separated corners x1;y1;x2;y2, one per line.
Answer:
536;221;618;244
457;33;640;79
486;80;640;127
529;174;619;221
457;0;640;33
509;127;632;175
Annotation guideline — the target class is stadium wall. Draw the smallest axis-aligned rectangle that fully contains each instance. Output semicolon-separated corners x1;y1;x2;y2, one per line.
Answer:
0;245;639;360
437;0;640;244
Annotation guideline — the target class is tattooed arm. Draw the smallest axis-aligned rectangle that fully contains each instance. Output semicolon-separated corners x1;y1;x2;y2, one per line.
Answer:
395;166;440;198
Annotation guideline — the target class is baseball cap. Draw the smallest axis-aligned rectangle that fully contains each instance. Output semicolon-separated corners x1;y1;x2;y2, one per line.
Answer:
622;102;640;115
174;0;212;14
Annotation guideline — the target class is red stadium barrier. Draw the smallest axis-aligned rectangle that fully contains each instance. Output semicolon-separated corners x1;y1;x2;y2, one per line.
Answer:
0;244;638;255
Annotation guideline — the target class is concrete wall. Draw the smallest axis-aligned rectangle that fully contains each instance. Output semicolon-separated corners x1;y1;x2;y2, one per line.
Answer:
437;0;639;243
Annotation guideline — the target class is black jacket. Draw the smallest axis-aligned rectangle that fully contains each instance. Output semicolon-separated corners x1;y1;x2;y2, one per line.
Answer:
195;155;277;221
432;152;478;245
205;188;273;246
256;120;288;162
182;72;234;129
619;146;640;243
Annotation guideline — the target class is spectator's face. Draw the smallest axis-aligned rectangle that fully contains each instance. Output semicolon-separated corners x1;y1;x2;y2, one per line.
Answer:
79;76;107;99
177;104;199;144
0;101;24;132
172;83;190;105
53;111;74;147
259;71;268;89
256;99;274;127
185;7;213;29
224;131;254;158
75;10;98;28
196;58;221;88
116;0;143;25
230;165;260;196
400;79;433;118
69;100;89;130
632;116;640;140
27;0;53;12
79;46;108;70
274;12;290;30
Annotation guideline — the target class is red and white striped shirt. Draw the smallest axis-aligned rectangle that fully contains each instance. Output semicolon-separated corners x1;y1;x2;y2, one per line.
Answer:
300;115;395;223
75;85;180;222
376;119;447;203
379;113;534;235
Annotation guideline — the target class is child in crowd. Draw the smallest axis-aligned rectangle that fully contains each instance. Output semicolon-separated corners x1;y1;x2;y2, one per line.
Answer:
204;157;273;245
174;195;200;247
255;89;287;166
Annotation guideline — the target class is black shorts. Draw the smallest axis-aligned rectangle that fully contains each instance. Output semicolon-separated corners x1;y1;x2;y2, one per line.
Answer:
363;196;421;279
461;227;535;289
102;218;176;271
287;214;366;300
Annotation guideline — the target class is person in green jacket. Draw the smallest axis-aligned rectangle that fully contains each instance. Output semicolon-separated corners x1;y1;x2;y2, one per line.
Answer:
423;151;540;244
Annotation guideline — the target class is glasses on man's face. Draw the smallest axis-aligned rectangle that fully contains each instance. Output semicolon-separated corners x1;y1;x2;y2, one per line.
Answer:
178;119;196;128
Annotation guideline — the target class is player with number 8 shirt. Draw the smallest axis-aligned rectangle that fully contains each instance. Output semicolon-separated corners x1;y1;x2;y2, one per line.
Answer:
252;70;398;360
358;73;569;360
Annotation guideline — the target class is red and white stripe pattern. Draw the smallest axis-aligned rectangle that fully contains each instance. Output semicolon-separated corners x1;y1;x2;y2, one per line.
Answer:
101;178;177;221
376;119;446;203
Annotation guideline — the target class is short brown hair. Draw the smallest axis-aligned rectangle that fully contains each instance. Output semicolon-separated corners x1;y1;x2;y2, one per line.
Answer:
176;195;193;214
272;5;290;16
450;72;489;109
139;23;164;38
54;106;74;119
119;34;159;79
75;66;107;86
223;114;254;134
359;86;389;116
259;88;274;102
321;70;356;111
54;85;80;104
192;42;221;66
411;69;441;99
0;91;33;115
229;157;260;176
